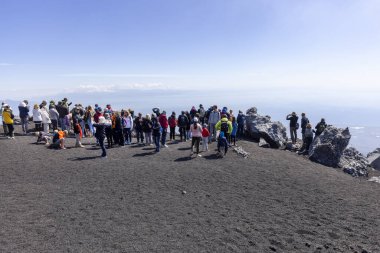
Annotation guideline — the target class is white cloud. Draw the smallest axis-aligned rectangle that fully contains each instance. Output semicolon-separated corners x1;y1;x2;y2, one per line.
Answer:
64;83;177;94
60;73;182;78
0;63;13;66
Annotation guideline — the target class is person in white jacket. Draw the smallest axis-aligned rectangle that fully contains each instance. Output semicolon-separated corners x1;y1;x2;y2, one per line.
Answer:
123;110;134;145
32;104;43;131
41;107;51;133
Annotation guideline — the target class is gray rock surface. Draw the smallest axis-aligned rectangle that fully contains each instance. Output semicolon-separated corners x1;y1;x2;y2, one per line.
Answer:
309;126;351;167
367;148;380;170
340;147;370;177
259;138;270;148
245;109;287;149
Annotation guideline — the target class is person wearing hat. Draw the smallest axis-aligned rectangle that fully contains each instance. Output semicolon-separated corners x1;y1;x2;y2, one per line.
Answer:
18;100;30;135
2;104;15;139
286;112;299;144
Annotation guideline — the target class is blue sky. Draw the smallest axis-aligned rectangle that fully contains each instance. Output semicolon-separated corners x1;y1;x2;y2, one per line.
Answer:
1;0;380;107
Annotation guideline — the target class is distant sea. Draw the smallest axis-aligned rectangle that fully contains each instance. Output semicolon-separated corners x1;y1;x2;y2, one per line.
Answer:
2;89;379;155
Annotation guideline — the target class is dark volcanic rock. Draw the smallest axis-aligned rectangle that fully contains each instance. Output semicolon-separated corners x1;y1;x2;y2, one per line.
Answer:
367;148;380;170
340;147;370;177
309;126;351;167
245;109;287;149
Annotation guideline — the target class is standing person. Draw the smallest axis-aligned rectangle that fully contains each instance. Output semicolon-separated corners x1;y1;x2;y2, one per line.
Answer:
1;102;9;136
134;113;144;145
315;118;327;137
151;113;161;152
236;110;246;138
190;118;203;157
84;105;95;137
41;107;51;133
93;106;102;123
158;110;169;147
185;111;192;140
215;114;233;143
93;116;108;158
104;113;113;148
299;123;314;155
190;106;197;119
142;114;153;146
300;113;309;141
73;114;85;148
104;104;113;115
231;117;238;146
201;123;210;152
32;104;43;131
286;112;299;144
49;105;59;131
18;100;30;135
113;111;124;146
168;112;177;142
56;101;69;130
2;105;15;139
177;111;189;142
198;104;206;124
208;105;220;142
123;110;133;145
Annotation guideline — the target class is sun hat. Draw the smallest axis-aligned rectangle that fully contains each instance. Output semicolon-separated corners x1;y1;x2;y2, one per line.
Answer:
194;117;199;123
98;116;106;124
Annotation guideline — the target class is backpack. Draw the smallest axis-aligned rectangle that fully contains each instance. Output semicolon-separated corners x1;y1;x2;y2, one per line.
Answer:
220;121;228;134
318;123;326;133
178;115;187;127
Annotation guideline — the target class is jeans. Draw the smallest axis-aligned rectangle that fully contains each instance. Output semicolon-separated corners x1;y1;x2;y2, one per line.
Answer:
6;124;14;137
153;134;160;151
59;118;66;130
191;137;201;154
202;137;209;151
290;126;297;143
87;119;94;136
179;127;187;141
124;128;132;143
169;127;176;140
21;116;29;133
209;123;216;141
136;129;144;143
161;128;167;145
98;137;107;157
237;124;244;138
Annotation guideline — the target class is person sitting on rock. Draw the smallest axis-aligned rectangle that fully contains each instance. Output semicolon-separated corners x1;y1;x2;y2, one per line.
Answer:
298;123;313;155
314;118;327;137
286;112;299;144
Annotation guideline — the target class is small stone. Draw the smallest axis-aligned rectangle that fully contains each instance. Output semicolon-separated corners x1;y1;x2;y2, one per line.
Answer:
269;246;277;252
182;191;187;195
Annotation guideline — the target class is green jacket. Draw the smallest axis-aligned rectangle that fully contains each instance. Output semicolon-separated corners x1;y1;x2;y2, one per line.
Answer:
215;118;233;134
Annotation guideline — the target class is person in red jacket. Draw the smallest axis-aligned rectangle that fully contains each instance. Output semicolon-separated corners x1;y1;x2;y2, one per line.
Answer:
168;112;177;142
202;123;210;151
158;111;169;147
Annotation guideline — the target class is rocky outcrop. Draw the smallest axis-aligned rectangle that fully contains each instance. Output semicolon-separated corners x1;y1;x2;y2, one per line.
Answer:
245;108;287;149
340;147;370;177
367;148;380;170
259;138;270;148
309;126;351;167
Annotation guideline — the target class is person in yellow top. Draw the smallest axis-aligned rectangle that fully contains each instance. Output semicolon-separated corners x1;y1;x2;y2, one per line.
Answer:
215;114;233;143
2;105;15;139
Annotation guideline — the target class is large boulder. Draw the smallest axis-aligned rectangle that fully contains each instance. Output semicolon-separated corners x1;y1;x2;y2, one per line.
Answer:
367;148;380;170
309;126;351;167
245;108;287;149
340;147;370;177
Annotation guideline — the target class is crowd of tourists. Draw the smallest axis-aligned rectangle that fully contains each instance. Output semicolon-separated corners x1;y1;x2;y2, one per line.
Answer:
1;99;246;158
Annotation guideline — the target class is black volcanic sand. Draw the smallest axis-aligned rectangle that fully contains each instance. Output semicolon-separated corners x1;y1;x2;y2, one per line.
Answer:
0;130;379;253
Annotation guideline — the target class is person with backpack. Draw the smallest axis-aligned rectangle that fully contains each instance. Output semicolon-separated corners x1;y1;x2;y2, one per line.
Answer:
286;112;299;144
151;113;162;152
168;112;177;142
177;111;189;142
315;118;327;137
300;113;309;141
217;131;229;156
1;102;9;137
2;105;15;139
215;114;233;142
134;113;144;144
18;100;30;135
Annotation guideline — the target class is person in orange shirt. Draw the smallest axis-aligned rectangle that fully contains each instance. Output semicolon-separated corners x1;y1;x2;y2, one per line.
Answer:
52;130;68;149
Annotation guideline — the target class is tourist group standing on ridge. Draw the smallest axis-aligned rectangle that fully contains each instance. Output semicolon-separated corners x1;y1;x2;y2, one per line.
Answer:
2;98;327;158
